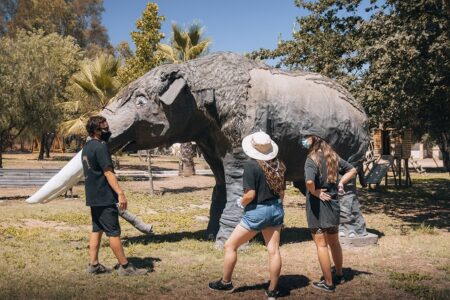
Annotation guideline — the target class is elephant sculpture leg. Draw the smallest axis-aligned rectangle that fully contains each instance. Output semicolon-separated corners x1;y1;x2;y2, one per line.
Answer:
196;139;227;239
339;176;368;237
214;150;247;247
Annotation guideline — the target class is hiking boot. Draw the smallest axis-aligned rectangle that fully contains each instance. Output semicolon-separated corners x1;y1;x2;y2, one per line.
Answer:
86;263;111;275
312;280;335;293
208;278;234;292
265;289;280;300
116;262;148;276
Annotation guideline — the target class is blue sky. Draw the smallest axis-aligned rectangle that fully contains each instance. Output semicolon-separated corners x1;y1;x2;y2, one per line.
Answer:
102;0;305;54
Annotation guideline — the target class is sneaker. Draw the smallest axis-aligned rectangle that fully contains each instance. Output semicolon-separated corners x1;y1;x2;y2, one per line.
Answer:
334;273;346;285
208;278;234;292
86;263;111;275
320;271;346;285
116;262;148;276
265;289;280;300
312;280;335;293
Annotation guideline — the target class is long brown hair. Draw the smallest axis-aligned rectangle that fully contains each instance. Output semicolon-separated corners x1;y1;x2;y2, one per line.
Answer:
307;136;338;183
256;158;286;196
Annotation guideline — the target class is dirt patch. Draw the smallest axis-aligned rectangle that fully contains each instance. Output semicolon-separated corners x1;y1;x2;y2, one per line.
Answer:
20;218;77;231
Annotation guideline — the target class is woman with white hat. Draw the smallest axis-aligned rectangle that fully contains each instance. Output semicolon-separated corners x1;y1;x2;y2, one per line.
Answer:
209;131;286;299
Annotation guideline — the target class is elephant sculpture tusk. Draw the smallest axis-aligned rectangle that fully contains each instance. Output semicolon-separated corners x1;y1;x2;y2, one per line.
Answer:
26;151;84;204
25;151;154;235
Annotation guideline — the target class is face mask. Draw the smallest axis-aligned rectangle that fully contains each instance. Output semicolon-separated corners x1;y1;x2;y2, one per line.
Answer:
301;138;310;149
100;130;112;142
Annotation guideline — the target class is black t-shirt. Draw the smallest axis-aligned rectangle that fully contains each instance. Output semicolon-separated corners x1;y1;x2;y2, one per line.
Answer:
82;139;118;207
242;159;279;205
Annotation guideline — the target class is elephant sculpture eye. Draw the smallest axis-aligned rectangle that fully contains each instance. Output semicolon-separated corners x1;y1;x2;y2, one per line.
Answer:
136;96;147;107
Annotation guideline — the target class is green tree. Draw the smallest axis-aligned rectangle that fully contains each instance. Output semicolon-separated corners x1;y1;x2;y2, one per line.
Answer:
251;0;449;171
158;22;211;176
359;0;450;171
117;3;165;85
0;29;82;166
59;54;121;136
2;0;111;57
250;0;365;89
0;0;16;35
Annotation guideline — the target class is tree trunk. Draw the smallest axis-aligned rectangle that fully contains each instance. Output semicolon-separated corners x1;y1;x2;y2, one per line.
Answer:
38;132;46;160
45;133;55;158
0;134;3;168
147;150;154;195
437;133;449;173
179;142;195;176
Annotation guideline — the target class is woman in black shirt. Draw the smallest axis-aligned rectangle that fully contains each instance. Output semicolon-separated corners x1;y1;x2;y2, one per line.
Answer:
209;131;286;299
302;135;356;293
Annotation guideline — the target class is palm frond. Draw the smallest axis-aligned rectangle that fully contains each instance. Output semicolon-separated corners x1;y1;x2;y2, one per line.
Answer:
171;23;189;52
58;116;88;136
188;22;203;45
56;100;82;113
187;39;211;60
157;43;182;63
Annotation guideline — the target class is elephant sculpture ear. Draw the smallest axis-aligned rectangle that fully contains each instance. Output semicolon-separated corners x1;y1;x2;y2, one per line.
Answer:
159;78;186;105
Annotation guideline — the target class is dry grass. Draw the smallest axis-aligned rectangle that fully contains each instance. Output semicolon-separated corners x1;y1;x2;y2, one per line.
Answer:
0;153;449;299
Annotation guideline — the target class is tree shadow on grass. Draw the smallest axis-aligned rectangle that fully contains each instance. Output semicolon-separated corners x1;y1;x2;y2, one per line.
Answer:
159;186;212;194
122;230;209;245
359;177;450;229
119;164;175;172
233;275;310;297
124;227;312;246
127;256;161;272
251;227;312;245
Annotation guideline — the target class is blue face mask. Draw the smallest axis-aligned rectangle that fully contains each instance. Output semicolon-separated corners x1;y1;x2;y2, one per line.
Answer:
301;138;310;149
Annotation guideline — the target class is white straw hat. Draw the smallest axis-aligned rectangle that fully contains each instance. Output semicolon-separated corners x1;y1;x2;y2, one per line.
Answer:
242;131;278;161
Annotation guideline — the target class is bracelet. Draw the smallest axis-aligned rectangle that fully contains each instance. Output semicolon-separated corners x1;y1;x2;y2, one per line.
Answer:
236;197;244;209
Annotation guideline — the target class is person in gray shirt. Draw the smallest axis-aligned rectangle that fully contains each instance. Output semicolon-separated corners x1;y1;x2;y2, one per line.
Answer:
301;135;356;293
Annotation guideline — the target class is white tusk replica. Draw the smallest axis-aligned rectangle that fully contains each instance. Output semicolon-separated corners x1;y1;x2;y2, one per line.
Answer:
25;151;154;235
26;151;84;204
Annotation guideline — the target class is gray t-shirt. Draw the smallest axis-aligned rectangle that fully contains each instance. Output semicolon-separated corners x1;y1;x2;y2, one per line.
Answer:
304;155;353;229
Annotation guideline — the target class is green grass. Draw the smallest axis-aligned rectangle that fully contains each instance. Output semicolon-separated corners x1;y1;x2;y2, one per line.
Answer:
0;172;448;299
389;272;449;300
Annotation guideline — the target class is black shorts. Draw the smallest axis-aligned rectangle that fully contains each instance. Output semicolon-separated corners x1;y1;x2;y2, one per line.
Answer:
90;205;121;237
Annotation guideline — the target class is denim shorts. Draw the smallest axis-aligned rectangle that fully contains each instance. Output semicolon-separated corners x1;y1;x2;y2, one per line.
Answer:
240;199;284;231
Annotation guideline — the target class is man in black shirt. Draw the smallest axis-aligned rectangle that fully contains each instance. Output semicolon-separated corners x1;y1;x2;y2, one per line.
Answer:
82;116;147;276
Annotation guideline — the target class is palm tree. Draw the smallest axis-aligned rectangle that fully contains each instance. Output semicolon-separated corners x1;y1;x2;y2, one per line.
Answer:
158;22;211;176
59;54;121;137
158;22;211;63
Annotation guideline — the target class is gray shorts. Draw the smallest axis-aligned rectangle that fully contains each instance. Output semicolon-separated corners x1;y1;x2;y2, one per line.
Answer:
309;226;339;235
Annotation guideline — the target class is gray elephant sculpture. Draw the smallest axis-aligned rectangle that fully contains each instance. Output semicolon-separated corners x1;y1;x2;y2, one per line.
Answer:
27;52;370;245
